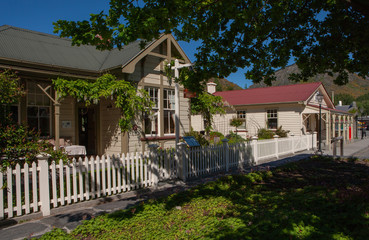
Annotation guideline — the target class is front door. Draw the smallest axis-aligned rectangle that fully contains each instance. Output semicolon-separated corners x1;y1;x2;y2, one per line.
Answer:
78;107;97;155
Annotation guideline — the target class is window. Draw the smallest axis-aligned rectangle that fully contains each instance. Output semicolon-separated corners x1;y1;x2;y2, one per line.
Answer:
267;109;278;129
144;87;159;136
27;82;51;136
164;89;175;134
237;110;247;129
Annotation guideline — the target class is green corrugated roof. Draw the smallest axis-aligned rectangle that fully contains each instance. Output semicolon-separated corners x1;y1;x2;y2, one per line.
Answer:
0;25;146;72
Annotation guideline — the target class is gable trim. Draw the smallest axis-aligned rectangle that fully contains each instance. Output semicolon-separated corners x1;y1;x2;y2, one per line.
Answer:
121;34;191;74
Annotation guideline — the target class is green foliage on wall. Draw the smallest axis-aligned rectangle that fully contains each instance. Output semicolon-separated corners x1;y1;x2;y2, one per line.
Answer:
53;74;153;133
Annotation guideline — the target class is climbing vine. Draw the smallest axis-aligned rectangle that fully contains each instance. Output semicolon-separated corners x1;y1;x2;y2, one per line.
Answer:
53;74;153;133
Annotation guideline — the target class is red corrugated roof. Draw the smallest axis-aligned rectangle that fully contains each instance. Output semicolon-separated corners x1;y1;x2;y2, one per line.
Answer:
214;82;321;105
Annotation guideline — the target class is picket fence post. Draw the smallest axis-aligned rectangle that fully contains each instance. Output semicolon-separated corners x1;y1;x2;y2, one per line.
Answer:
251;136;258;165
222;138;229;171
312;131;318;150
290;134;295;154
177;142;187;181
274;135;280;159
148;144;159;186
37;153;50;216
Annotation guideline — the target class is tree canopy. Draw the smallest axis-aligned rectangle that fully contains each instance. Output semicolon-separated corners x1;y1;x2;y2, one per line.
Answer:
54;0;369;86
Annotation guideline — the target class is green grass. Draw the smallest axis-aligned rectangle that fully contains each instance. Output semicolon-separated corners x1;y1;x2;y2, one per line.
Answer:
41;156;369;240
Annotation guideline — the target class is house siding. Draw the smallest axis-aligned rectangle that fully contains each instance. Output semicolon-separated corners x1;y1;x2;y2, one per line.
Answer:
191;103;305;138
99;55;191;154
59;96;76;144
100;98;122;156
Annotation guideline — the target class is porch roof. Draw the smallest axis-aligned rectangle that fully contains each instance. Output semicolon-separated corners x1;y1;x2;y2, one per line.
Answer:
214;82;322;106
307;104;353;115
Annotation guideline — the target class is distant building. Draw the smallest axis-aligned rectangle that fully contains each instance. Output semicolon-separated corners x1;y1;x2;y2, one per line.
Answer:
192;82;354;148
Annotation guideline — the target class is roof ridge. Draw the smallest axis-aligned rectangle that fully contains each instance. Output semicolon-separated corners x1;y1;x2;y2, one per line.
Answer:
0;24;75;42
216;81;321;94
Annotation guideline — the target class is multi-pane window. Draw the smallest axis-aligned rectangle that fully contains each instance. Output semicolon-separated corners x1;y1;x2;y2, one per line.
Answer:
164;89;175;134
267;109;278;129
237;110;247;129
144;87;159;135
27;82;51;136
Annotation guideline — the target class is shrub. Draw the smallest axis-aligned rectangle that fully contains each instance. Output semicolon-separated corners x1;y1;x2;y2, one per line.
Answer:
275;126;289;138
257;128;274;139
0;123;68;170
184;128;209;146
209;131;224;145
0;70;67;170
226;132;246;144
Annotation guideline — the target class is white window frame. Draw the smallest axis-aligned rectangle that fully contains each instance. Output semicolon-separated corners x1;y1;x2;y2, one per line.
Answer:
267;109;278;130
144;87;159;136
26;81;52;137
163;89;175;135
237;110;247;129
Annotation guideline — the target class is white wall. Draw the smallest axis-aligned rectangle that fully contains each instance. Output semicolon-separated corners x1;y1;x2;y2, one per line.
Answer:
191;103;306;138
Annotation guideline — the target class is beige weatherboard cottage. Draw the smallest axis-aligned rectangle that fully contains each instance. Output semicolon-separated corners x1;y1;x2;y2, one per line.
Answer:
0;25;191;155
192;82;354;148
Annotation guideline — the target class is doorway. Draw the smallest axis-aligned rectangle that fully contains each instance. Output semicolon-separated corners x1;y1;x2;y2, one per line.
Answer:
78;107;97;155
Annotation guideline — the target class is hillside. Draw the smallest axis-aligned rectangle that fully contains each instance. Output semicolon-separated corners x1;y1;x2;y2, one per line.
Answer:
249;64;369;98
211;78;243;92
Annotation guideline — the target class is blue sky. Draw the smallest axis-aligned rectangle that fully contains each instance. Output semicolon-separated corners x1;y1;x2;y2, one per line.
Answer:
1;0;254;88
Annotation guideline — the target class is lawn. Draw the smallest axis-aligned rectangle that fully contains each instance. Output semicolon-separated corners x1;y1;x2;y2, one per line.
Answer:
41;156;369;240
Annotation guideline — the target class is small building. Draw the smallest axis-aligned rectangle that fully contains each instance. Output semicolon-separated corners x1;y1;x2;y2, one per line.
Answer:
0;25;191;155
191;82;354;147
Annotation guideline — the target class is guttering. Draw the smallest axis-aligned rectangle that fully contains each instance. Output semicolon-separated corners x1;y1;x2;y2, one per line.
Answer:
232;101;302;107
307;104;353;115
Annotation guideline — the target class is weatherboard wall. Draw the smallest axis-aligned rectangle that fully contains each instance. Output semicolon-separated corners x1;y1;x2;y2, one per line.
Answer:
191;103;305;138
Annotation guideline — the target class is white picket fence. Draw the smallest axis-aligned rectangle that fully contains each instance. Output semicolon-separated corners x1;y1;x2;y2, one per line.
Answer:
0;133;316;219
177;133;316;180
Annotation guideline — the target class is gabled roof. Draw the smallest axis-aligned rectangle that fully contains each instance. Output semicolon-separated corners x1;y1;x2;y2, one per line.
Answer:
0;25;150;72
214;82;322;106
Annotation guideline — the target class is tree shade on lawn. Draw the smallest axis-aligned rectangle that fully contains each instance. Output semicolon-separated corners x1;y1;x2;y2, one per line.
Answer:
41;156;369;240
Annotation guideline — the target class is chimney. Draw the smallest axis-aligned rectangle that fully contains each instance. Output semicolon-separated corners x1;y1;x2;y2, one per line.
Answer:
207;82;217;94
339;100;342;106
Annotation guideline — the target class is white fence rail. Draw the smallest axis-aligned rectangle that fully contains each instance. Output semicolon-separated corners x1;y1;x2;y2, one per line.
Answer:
178;134;316;180
1;134;316;219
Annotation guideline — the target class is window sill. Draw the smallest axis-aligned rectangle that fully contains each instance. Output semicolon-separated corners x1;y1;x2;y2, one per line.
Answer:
141;135;179;141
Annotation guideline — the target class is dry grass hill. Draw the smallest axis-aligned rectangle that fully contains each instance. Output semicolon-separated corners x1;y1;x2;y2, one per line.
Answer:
210;78;243;92
249;64;369;98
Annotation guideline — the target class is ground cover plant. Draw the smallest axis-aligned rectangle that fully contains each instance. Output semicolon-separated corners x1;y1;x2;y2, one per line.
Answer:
41;156;369;239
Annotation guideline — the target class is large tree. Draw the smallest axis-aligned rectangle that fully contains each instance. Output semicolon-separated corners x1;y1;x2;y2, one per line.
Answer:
54;0;369;86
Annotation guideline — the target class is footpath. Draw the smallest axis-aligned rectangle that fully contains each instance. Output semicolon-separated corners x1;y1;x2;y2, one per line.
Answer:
1;138;369;239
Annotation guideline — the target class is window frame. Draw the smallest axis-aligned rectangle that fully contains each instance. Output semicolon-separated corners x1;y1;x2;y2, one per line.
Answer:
236;110;247;129
26;81;52;137
144;87;160;136
163;89;175;135
266;109;278;130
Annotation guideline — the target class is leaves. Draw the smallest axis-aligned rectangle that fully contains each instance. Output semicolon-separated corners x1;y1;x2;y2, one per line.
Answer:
54;0;369;86
0;70;24;105
0;71;67;169
53;74;153;133
191;92;226;134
